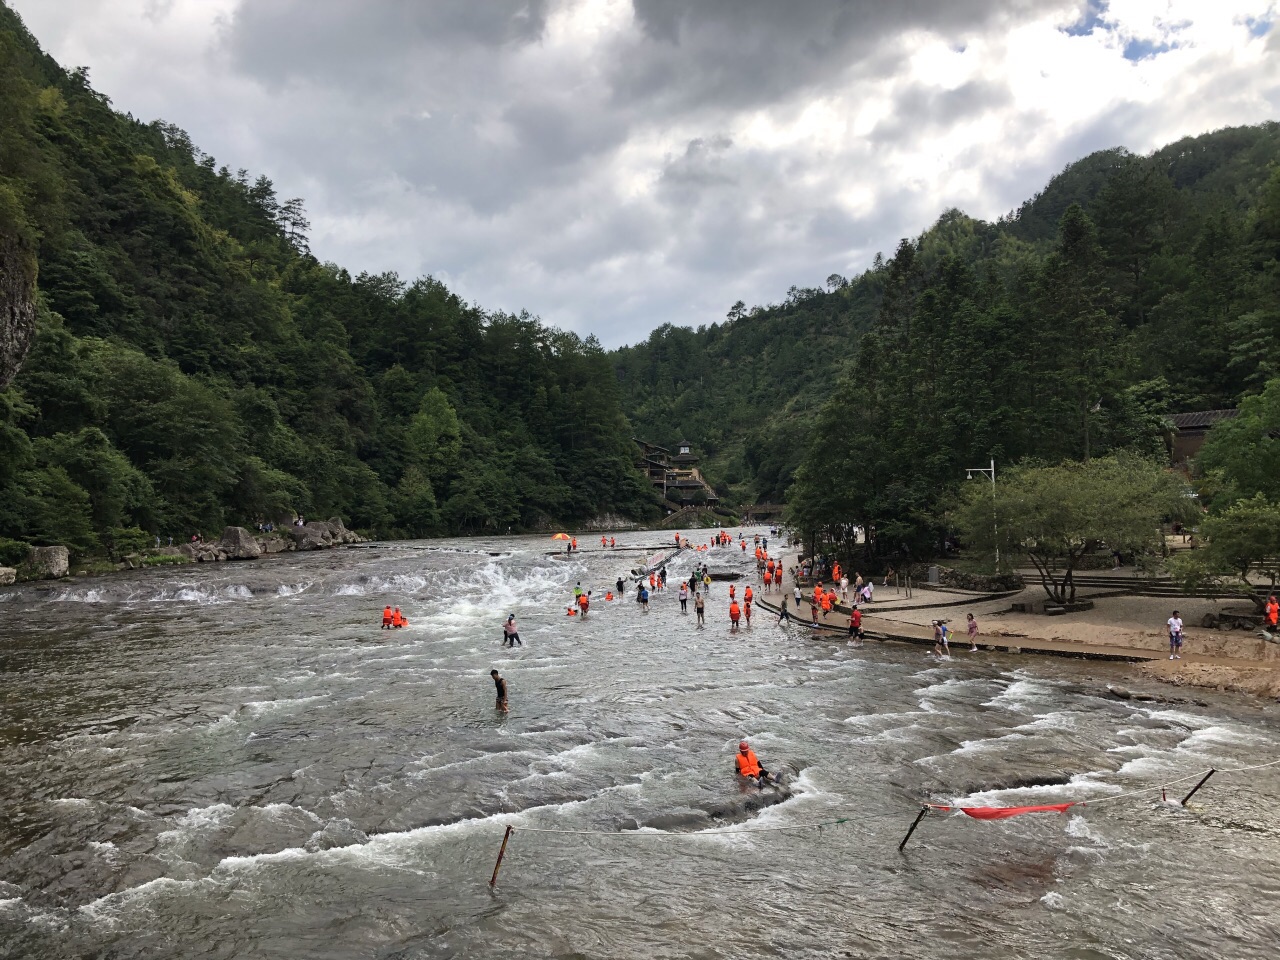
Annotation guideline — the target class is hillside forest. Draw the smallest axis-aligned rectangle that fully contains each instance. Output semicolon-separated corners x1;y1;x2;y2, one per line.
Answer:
615;124;1280;563
0;4;658;561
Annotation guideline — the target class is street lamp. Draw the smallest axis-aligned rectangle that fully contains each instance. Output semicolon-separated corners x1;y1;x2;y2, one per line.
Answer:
965;458;998;570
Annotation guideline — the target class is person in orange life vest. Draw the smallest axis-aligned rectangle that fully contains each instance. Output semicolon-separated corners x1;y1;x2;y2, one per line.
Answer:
391;607;405;628
741;540;746;552
1267;595;1279;631
649;572;657;590
381;606;393;629
744;585;753;604
735;741;773;784
578;591;590;619
729;600;741;632
610;537;616;548
820;591;833;614
601;536;607;548
762;569;771;591
571;537;577;551
729;584;736;601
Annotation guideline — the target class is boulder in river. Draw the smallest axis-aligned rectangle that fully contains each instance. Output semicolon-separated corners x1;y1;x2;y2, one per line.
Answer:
219;526;263;560
26;546;69;579
0;566;15;586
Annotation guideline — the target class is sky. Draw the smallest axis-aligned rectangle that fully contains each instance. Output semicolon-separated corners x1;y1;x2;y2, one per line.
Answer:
9;0;1280;348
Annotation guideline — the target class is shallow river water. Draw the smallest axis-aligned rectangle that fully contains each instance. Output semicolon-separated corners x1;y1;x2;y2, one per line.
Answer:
2;532;1279;959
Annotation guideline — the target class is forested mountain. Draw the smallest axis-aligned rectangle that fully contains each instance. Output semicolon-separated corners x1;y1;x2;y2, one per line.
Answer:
615;122;1280;530
0;4;658;557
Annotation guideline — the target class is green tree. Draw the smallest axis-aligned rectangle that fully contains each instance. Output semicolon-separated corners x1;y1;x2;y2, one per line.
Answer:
1168;495;1280;612
954;454;1193;603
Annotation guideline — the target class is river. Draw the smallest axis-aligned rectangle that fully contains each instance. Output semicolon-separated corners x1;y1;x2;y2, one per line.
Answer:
1;532;1279;959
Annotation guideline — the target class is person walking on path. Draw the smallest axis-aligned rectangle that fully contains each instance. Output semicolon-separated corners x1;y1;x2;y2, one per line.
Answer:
793;585;802;610
848;605;863;645
694;591;705;628
491;670;509;713
966;612;979;652
1266;595;1279;637
1168;610;1184;659
503;614;522;647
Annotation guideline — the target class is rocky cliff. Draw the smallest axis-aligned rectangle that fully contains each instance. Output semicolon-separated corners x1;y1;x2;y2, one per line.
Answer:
0;226;36;388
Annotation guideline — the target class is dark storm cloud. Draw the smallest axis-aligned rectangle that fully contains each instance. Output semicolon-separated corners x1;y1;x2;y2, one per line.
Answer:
223;0;551;85
868;79;1014;143
614;0;1053;110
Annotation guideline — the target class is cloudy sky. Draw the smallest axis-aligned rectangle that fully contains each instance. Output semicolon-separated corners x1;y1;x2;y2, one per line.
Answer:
10;0;1280;347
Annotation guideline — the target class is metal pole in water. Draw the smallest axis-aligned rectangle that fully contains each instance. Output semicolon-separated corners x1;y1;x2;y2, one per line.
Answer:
490;825;514;888
1181;769;1216;806
898;806;929;852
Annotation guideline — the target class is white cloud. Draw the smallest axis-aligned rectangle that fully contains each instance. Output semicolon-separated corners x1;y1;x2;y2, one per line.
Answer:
8;0;1280;346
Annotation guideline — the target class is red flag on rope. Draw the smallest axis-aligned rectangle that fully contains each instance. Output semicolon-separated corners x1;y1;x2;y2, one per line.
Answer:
930;803;1076;820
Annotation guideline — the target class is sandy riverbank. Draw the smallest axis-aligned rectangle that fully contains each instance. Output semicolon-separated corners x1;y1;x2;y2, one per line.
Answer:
768;550;1280;700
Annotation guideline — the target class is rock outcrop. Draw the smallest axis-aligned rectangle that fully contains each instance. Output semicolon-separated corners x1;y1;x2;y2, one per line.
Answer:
26;546;69;579
219;526;263;560
0;228;37;388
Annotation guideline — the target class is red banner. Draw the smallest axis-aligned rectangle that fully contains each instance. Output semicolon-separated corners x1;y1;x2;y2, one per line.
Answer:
930;803;1076;820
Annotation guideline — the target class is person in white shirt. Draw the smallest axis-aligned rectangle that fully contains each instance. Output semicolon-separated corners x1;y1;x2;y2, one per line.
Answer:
840;575;849;599
1167;610;1184;660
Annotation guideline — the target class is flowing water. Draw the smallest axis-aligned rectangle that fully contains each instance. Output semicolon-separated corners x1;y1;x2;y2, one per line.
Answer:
2;533;1279;959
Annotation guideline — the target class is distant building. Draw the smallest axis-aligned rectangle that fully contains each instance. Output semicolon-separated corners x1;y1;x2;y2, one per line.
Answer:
1170;409;1237;469
634;438;719;508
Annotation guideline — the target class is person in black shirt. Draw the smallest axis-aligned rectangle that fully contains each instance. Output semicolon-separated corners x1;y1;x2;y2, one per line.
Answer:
490;669;509;713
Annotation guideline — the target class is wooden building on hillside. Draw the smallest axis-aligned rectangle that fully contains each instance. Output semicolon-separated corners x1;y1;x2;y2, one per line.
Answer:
634;438;719;507
1170;409;1237;469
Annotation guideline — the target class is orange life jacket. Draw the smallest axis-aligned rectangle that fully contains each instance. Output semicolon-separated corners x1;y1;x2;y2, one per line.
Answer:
744;587;753;602
392;609;404;627
736;749;762;777
578;594;589;609
382;607;392;624
729;586;736;599
730;601;741;619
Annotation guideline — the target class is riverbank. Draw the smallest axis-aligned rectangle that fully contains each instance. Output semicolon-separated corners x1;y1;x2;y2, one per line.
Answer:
759;548;1280;700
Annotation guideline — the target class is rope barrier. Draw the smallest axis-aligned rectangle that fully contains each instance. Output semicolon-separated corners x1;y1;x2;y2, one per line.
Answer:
898;755;1280;849
497;816;853;837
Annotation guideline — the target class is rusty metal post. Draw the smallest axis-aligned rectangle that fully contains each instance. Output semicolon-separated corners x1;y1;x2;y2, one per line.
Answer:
1181;769;1216;806
898;806;929;852
489;825;514;888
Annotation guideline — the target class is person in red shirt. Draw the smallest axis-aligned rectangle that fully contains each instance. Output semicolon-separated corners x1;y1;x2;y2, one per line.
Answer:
1266;595;1279;633
848;605;863;645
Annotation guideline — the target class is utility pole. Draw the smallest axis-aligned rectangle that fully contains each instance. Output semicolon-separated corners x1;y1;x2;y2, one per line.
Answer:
965;459;998;571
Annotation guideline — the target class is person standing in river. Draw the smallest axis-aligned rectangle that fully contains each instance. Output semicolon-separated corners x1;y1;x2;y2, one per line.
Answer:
491;669;509;713
503;614;521;647
966;612;979;652
679;581;689;614
694;591;705;627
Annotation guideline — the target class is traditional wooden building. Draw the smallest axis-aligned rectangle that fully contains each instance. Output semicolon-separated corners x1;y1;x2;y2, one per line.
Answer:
634;438;719;507
1170;409;1237;469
